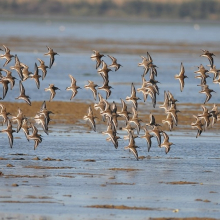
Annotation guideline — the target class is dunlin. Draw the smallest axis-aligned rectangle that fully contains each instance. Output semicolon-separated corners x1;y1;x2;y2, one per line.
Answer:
21;118;31;141
21;63;32;81
160;131;174;154
0;104;11;125
66;74;81;100
34;113;48;135
37;58;49;80
15;81;31;105
44;46;58;69
141;126;154;152
45;84;60;102
117;98;131;125
191;115;204;138
90;50;105;69
83;106;97;132
198;84;216;104
175;62;188;92
10;54;23;81
30;63;41;89
0;119;15;148
0;45;14;67
107;55;122;71
124;130;139;160
102;123;119;149
28;123;42;150
84;80;98;100
11;108;26;133
126;83;141;110
98;77;112;99
200;49;215;68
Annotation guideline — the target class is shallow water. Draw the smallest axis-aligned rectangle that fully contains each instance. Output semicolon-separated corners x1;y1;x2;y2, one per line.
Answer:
0;127;220;219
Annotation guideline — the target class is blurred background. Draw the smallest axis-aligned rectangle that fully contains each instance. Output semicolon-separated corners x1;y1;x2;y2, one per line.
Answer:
1;0;220;20
0;0;220;104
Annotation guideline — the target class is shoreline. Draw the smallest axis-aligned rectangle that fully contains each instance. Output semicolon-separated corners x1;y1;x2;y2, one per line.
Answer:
1;36;219;55
1;101;220;132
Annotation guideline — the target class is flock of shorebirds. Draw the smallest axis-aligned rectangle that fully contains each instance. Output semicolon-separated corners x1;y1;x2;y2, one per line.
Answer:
0;45;219;160
84;49;220;160
0;45;57;150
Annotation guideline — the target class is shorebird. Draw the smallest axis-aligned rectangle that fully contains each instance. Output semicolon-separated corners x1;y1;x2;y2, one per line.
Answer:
138;52;155;76
124;130;139;160
38;101;53;128
66;74;81;100
0;45;14;67
44;46;59;69
45;84;60;102
90;50;105;69
126;83;141;110
10;54;23;81
0;104;11;125
100;99;113;123
21;118;31;141
149;125;162;147
160;91;169;113
97;60;112;77
102;123;119;149
137;80;157;107
107;55;122;71
0;119;15;148
167;91;178;106
141;126;154;152
98;77;112;99
194;64;209;85
200;49;215;68
146;87;157;107
175;62;188;92
94;93;106;112
162;113;174;131
198;84;216;104
0;69;17;90
144;74;160;95
0;77;10;99
210;104;220;126
30;63;41;89
191;115;204;138
37;58;49;80
213;75;220;86
197;105;211;129
21;63;32;81
84;80;98;100
11;108;26;133
117;98;131;125
194;64;209;74
27;123;42;150
83;106;97;132
106;134;120;149
15;81;31;106
207;65;220;80
111;101;120;130
34;113;48;135
160;131;174;154
146;113;161;128
166;103;180;126
129;107;142;134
